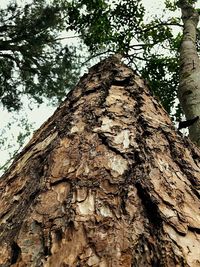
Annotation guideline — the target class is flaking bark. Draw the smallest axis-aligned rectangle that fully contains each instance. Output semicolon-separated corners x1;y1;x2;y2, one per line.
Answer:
0;56;200;266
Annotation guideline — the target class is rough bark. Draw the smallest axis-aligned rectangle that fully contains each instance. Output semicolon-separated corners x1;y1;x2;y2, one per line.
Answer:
178;0;200;145
0;55;200;267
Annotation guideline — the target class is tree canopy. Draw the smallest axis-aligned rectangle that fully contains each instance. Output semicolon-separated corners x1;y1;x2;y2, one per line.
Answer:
65;0;184;116
0;0;80;111
0;0;189;114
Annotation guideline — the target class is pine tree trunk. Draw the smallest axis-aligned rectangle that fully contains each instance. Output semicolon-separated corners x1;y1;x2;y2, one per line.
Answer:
178;0;200;145
0;56;200;267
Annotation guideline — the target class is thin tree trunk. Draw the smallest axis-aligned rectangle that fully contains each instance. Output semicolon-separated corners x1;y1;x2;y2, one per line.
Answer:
178;0;200;145
0;55;200;266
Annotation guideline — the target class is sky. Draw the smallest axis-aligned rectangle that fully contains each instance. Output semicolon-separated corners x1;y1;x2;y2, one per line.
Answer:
0;0;200;173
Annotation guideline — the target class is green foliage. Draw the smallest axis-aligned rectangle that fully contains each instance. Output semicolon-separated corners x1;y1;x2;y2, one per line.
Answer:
141;56;179;114
0;0;80;111
65;0;183;115
0;0;185;114
66;0;145;55
164;0;177;11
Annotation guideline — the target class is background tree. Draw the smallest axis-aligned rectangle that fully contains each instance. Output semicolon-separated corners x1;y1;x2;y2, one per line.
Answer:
0;0;80;111
178;0;200;145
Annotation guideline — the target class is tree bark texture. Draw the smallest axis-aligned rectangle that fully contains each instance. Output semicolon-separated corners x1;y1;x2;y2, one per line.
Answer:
178;0;200;145
0;55;200;267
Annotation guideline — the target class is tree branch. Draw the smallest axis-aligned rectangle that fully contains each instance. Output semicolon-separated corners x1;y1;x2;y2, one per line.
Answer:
0;53;21;69
136;22;183;35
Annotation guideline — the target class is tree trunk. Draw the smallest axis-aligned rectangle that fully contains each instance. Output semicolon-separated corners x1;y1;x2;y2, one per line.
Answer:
178;0;200;145
0;55;200;267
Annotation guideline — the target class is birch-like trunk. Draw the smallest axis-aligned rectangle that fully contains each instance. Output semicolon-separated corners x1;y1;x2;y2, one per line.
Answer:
178;0;200;145
0;56;200;267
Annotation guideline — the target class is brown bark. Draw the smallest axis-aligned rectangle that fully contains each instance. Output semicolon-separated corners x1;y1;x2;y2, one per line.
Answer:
0;55;200;267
